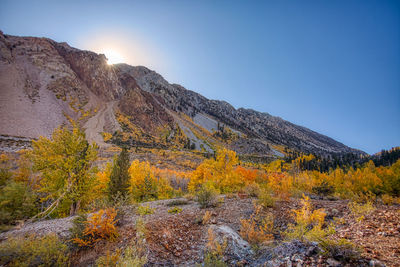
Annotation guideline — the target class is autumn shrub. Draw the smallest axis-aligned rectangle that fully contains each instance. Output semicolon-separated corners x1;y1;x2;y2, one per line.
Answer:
0;168;12;187
284;194;327;242
319;238;361;263
202;211;212;225
204;228;228;267
243;183;261;197
240;204;274;246
167;206;182;214
96;249;122;267
0;234;69;267
0;180;38;225
165;199;189;207
96;218;147;267
257;188;275;208
72;208;118;247
137;205;155;215
348;201;375;222
195;184;218;208
381;194;397;205
89;191;134;226
118;218;148;266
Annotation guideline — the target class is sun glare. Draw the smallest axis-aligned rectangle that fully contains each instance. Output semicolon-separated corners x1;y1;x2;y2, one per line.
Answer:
103;49;125;65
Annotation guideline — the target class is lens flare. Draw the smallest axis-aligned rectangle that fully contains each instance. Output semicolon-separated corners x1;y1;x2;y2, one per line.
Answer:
102;49;125;65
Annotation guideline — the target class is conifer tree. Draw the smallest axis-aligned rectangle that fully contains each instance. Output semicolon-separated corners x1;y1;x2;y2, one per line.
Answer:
108;148;130;200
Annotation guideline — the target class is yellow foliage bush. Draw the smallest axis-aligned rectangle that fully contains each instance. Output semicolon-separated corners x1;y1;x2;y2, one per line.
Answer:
129;160;175;201
101;132;113;142
267;172;293;200
285;194;327;242
189;149;244;193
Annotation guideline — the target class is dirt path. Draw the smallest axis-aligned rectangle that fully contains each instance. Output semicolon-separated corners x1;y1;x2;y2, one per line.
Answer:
83;101;120;148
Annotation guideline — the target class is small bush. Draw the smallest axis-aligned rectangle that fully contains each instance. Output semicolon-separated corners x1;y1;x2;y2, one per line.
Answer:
115;218;148;267
225;193;238;199
203;252;227;267
243;183;261;197
196;184;218;208
348;201;375;222
0;234;69;267
183;193;195;201
137;205;155;215
381;194;396;205
202;211;212;225
284;194;327;242
168;206;182;214
204;228;227;267
257;189;275;208
165;199;189;207
72;208;118;247
96;249;122;267
89;192;134;225
0;181;38;225
319;238;361;263
240;204;274;246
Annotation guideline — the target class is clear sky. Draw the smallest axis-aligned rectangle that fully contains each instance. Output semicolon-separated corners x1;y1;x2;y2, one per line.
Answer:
1;0;399;154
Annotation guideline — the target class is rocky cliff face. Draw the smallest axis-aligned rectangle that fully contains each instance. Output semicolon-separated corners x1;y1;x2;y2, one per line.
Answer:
0;32;363;156
114;64;361;155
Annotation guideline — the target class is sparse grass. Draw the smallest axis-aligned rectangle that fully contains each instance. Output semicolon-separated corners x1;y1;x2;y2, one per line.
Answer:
137;205;155;215
167;206;182;214
348;201;375;222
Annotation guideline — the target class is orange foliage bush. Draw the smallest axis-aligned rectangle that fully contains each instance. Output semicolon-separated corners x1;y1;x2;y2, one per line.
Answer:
72;208;118;247
240;204;274;245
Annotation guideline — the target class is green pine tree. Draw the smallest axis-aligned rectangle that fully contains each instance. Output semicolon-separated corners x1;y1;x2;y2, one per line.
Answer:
108;148;130;201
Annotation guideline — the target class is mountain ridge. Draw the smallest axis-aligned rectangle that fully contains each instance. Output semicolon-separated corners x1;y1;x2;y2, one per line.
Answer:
0;31;365;157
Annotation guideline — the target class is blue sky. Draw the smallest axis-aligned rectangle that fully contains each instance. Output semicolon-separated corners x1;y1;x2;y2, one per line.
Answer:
1;0;399;154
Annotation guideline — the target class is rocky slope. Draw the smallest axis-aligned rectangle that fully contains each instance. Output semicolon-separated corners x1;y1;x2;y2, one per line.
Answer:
0;31;363;157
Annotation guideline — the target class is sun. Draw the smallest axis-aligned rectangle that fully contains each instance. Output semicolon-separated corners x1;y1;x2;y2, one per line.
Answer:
103;49;125;65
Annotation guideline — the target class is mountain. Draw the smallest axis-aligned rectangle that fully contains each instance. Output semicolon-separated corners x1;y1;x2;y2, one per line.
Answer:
0;31;364;158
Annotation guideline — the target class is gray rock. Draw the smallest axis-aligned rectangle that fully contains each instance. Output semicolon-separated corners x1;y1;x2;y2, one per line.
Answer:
369;259;386;267
208;225;253;263
327;258;342;267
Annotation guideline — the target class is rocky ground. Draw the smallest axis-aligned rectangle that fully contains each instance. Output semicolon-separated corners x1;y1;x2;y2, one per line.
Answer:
1;196;398;266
